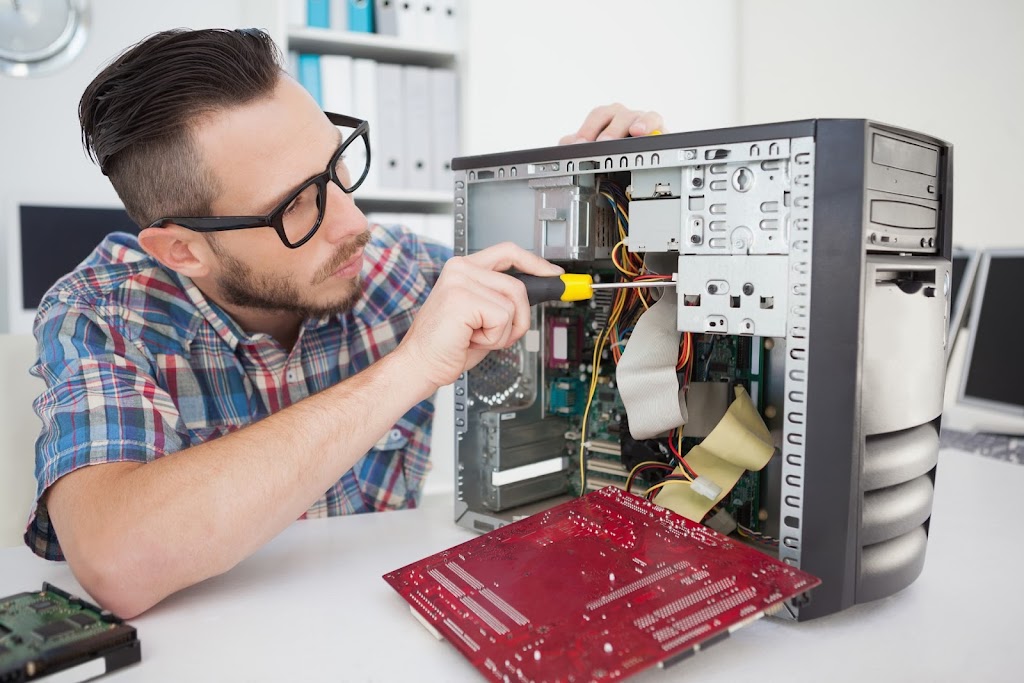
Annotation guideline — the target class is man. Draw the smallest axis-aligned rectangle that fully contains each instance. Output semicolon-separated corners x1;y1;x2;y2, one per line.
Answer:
27;27;664;618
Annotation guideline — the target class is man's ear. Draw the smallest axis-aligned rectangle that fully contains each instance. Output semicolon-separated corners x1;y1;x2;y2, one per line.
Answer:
137;225;214;279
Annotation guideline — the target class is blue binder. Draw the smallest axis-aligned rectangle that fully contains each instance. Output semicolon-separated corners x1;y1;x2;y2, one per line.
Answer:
297;54;323;106
307;0;330;27
348;0;375;33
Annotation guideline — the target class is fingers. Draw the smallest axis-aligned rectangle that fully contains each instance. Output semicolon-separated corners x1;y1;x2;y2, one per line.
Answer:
559;104;667;144
443;257;534;344
463;242;564;277
628;110;665;138
463;285;517;350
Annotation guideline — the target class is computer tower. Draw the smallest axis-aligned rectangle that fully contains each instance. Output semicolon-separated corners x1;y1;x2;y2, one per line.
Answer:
449;120;952;620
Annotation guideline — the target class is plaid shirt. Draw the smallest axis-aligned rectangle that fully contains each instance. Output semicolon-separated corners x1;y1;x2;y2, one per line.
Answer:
27;224;450;560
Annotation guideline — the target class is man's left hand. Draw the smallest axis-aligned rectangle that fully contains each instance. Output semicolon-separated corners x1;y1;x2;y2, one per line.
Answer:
559;103;665;145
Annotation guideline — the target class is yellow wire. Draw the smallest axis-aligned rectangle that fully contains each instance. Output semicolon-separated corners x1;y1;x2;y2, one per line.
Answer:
612;241;640;277
644;478;692;497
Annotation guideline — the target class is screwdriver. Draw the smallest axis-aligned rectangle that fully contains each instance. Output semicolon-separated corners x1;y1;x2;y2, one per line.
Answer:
509;273;675;306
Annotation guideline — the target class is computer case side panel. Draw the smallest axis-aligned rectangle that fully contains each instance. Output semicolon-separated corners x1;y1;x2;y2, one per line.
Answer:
796;119;867;619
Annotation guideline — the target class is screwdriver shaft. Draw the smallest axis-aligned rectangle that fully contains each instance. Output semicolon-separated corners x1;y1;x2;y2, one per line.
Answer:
589;280;674;291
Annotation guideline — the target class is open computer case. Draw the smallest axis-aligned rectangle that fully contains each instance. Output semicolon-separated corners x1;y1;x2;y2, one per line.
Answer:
448;120;953;620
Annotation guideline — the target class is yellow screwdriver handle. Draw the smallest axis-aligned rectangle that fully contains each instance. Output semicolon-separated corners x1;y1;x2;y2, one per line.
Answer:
558;274;595;302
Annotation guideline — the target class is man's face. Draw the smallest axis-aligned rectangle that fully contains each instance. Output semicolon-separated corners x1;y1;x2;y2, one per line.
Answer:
192;75;370;319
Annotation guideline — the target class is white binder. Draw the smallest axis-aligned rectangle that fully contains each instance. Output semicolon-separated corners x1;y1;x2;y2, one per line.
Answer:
288;0;307;26
376;63;406;189
437;0;457;46
419;0;441;46
329;0;349;30
402;65;433;190
320;55;353;116
351;58;379;191
395;0;422;42
429;68;458;192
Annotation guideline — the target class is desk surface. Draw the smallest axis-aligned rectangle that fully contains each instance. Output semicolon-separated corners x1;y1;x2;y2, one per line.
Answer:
1;448;1020;683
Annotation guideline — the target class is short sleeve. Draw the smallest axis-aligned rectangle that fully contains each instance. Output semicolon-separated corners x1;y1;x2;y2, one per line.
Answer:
26;299;191;560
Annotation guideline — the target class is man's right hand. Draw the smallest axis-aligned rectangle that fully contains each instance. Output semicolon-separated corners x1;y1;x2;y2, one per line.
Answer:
397;242;563;390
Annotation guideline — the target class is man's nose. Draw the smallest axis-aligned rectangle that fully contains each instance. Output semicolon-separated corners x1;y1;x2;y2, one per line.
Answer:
319;182;367;243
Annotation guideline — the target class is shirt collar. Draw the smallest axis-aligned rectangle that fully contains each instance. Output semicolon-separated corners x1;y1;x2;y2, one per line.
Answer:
169;270;250;350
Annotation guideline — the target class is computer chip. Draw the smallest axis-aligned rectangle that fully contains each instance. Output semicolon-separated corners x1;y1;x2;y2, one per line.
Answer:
32;620;75;641
0;583;140;681
67;614;96;628
384;487;820;682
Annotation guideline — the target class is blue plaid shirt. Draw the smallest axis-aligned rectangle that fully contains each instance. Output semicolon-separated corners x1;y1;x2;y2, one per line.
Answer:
28;224;450;560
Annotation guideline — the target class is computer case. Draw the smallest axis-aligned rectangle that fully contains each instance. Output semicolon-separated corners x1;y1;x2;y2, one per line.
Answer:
448;120;953;620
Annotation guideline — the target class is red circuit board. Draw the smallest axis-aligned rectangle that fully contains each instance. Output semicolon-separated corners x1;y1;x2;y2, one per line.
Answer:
383;487;820;682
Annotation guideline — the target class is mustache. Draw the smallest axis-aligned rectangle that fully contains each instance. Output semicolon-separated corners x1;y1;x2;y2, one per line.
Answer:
313;229;372;284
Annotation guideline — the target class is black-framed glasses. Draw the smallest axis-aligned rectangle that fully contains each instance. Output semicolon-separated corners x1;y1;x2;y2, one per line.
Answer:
149;112;370;249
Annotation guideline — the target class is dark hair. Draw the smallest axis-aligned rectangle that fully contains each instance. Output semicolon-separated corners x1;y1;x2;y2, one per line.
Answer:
79;28;283;227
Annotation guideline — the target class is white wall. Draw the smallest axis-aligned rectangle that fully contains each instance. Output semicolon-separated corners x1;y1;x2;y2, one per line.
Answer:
736;0;1024;249
461;0;739;154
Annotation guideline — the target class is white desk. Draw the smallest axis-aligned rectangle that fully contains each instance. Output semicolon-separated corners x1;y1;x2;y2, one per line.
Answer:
1;448;1020;683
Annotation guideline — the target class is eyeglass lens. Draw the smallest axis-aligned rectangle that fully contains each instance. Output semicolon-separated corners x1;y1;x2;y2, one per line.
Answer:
281;127;368;245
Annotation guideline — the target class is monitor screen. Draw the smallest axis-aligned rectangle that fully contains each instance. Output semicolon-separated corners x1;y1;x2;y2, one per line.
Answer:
950;253;968;307
19;204;136;309
960;251;1024;415
946;247;978;363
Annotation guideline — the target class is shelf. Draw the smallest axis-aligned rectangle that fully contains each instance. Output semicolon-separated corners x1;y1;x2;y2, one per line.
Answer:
287;26;457;67
354;188;453;213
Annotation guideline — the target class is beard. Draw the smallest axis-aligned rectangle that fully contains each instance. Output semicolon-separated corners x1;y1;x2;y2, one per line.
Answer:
212;229;372;319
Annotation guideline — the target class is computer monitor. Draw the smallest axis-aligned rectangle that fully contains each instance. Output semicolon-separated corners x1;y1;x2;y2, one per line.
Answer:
955;249;1024;433
4;202;135;334
948;247;979;356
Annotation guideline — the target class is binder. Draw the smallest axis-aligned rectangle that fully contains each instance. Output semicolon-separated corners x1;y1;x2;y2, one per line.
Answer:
297;54;323;107
375;63;405;189
402;65;433;190
420;0;441;46
429;68;458;191
320;55;353;116
288;0;308;26
348;0;374;33
437;0;457;46
374;0;398;36
307;0;330;27
329;0;349;30
395;0;421;42
351;58;380;191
